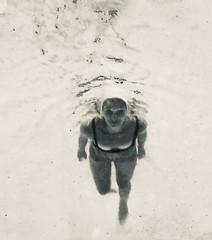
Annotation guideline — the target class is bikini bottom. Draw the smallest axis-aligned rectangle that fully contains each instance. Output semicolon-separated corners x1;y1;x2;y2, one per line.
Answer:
89;142;137;162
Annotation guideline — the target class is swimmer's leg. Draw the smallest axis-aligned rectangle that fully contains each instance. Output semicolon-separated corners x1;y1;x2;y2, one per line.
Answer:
114;158;137;224
89;157;112;195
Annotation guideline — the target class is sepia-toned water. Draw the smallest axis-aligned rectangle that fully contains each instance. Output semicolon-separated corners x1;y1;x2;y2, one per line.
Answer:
0;0;212;239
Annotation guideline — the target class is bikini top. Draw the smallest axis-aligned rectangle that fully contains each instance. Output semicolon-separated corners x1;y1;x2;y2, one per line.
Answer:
91;116;139;153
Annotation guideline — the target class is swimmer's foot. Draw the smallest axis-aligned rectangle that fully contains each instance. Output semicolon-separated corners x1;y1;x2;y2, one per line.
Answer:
118;201;129;225
109;188;117;194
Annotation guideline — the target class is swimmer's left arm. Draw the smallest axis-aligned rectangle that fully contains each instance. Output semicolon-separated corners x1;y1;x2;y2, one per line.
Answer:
137;118;147;159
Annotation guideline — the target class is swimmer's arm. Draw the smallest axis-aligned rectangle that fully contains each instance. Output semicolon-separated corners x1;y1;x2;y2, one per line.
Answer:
78;132;88;151
77;120;92;161
137;118;147;159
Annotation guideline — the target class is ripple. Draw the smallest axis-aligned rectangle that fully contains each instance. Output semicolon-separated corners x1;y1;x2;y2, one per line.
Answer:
72;75;148;126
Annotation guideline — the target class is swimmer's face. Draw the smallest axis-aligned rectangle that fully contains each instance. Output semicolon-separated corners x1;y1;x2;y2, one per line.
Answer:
102;98;127;127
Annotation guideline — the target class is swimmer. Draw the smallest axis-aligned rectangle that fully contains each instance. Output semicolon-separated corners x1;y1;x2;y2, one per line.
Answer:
77;97;147;224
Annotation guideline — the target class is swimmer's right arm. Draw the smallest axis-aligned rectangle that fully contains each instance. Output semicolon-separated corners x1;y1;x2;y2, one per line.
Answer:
77;120;92;161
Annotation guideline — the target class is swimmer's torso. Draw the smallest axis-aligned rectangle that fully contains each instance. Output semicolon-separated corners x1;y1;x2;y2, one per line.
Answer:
85;116;137;151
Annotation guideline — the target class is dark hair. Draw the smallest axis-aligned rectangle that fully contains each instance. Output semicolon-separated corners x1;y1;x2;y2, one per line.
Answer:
102;98;127;110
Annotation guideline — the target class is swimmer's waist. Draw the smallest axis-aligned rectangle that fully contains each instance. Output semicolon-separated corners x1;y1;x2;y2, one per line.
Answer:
92;141;135;153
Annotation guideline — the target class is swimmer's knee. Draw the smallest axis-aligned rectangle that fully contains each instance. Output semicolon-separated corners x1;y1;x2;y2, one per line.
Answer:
97;188;110;195
117;180;130;189
98;189;109;195
96;184;110;195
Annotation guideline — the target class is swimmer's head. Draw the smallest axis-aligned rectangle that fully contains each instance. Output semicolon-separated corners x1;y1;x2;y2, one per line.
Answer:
101;98;128;128
101;97;127;111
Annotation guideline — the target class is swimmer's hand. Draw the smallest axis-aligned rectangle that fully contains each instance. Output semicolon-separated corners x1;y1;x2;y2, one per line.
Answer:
77;150;87;161
137;147;146;159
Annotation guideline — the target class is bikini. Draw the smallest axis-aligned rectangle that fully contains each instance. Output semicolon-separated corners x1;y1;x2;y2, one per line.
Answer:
89;116;139;162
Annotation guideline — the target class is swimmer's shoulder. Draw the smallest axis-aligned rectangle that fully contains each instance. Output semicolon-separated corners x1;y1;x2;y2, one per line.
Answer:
80;116;103;138
80;118;95;139
135;115;147;134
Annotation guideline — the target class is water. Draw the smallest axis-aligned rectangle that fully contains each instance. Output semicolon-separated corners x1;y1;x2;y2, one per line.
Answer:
0;0;212;240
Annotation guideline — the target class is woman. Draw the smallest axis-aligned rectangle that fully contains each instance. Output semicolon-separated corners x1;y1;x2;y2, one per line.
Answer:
77;97;147;224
